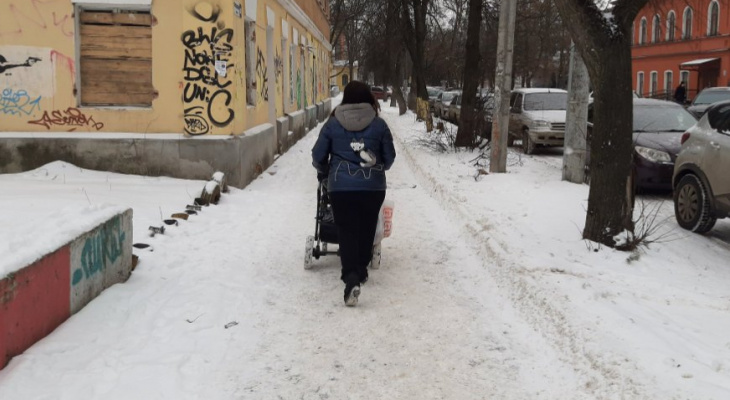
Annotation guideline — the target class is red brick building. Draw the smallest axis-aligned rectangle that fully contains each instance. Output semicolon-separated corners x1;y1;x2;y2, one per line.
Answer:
632;0;728;101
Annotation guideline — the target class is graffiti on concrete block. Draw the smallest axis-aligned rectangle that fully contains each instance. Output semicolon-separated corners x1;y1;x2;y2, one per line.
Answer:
1;88;41;116
28;108;104;131
256;48;268;102
182;1;234;135
72;216;127;286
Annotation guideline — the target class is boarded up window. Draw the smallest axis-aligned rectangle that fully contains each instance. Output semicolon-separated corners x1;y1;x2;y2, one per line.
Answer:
79;9;153;107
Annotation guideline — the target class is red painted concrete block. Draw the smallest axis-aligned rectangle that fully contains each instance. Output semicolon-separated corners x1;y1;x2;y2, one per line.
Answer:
0;247;71;369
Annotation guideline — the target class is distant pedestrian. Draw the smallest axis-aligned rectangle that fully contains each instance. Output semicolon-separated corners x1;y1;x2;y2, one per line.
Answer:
674;82;687;104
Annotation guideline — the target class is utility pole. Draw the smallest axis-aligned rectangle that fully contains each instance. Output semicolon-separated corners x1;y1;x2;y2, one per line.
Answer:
490;0;517;173
562;42;589;183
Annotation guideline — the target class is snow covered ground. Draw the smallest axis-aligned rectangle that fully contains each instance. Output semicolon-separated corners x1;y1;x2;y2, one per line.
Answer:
0;96;729;399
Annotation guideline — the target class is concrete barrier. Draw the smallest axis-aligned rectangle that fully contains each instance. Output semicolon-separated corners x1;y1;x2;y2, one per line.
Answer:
323;98;332;117
0;123;278;189
275;117;289;154
1;210;133;369
287;110;306;144
305;106;317;129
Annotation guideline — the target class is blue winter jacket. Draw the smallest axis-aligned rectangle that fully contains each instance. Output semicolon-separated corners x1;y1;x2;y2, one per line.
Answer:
312;103;396;192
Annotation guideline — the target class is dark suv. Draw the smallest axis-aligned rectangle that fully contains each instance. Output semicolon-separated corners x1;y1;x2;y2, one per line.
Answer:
673;100;730;233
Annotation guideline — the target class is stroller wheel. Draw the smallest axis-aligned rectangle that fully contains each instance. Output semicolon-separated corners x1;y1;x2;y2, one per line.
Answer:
304;235;315;269
370;243;382;269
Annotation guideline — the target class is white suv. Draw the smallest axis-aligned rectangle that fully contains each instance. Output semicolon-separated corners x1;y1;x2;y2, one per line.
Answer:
508;88;568;154
673;100;730;233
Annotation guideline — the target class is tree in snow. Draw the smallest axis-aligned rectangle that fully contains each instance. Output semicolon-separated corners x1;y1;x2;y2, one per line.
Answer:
551;0;648;248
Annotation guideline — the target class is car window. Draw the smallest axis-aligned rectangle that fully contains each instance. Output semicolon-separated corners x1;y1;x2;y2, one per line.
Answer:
509;92;517;107
442;92;457;102
708;103;730;133
511;94;523;112
523;93;567;111
692;90;730;105
633;105;697;132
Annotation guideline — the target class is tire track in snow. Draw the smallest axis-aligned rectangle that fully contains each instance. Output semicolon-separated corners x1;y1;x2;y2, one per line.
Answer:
385;111;649;399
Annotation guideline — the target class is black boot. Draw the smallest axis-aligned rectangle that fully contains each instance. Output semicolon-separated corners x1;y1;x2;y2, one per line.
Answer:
344;283;360;306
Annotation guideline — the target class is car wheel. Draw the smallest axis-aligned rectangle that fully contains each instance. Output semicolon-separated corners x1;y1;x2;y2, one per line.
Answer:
522;128;535;154
674;174;717;233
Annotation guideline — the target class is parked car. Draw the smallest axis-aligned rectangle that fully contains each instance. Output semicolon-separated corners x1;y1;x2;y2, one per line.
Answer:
447;93;462;123
434;90;460;119
508;88;568;154
446;93;493;129
427;86;443;111
371;86;388;101
330;85;340;97
672;100;730;233
686;87;730;118
586;98;697;191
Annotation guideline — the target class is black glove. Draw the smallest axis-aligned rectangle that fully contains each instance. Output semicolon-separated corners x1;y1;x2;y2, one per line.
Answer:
317;172;327;182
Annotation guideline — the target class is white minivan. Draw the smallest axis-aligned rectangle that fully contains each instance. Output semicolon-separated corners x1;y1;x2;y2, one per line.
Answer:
508;88;567;154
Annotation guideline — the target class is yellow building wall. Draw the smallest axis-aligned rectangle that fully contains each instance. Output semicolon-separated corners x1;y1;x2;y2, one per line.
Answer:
0;0;329;135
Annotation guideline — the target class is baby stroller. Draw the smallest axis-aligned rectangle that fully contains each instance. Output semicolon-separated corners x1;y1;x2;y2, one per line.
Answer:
304;180;382;269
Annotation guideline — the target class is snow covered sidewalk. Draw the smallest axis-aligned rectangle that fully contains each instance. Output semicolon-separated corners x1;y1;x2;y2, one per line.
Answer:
0;100;729;399
383;106;730;399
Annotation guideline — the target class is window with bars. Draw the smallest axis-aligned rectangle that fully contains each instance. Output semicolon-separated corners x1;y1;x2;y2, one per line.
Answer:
78;9;153;107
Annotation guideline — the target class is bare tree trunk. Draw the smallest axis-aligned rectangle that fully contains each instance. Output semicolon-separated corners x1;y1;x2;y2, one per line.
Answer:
455;0;483;147
551;0;645;248
401;0;433;131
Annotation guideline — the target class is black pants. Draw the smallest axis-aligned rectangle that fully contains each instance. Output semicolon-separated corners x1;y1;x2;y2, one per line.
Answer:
329;190;386;285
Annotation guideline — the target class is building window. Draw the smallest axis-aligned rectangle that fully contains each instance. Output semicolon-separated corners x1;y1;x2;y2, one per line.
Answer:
666;11;676;41
640;18;648;44
652;15;661;43
244;19;256;106
707;1;719;36
665;71;673;99
342;74;349;87
637;72;645;96
78;8;153;107
650;71;658;96
683;7;693;40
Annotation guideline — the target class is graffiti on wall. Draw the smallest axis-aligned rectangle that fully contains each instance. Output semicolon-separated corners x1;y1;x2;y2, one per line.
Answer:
256;48;268;102
182;1;234;135
0;46;56;98
28;108;104;131
1;88;41;116
274;49;283;85
0;0;74;39
72;215;127;286
296;69;301;109
0;54;41;74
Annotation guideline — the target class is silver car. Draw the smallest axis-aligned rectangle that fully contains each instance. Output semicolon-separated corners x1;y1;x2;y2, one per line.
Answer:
434;90;460;120
673;100;730;233
508;88;568;154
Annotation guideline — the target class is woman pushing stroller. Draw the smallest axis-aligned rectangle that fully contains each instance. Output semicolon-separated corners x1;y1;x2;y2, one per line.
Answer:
311;81;396;306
